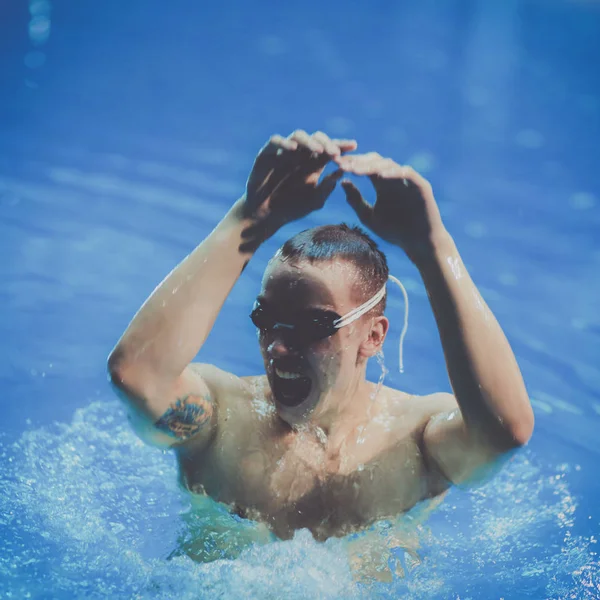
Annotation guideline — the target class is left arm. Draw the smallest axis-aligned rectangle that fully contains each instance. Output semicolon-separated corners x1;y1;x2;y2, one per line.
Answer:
417;234;533;484
336;153;534;485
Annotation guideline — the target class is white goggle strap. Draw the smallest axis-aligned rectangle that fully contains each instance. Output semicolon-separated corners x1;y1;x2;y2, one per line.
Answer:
388;274;409;374
334;274;409;374
333;284;387;329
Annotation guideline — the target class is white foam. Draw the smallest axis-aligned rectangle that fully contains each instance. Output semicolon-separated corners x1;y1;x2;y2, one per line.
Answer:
0;401;598;599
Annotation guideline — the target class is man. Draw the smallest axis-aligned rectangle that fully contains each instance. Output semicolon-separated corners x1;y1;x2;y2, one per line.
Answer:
108;130;534;543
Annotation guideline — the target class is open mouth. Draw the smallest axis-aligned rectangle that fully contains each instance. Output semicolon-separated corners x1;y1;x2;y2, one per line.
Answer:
272;367;312;407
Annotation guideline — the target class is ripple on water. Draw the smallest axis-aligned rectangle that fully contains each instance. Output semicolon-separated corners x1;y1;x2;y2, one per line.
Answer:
0;401;598;599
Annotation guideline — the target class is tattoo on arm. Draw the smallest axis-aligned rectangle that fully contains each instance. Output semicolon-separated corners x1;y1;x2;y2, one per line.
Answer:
155;394;213;441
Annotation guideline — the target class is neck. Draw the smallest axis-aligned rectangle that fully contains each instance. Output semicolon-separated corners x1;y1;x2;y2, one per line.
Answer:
307;361;371;438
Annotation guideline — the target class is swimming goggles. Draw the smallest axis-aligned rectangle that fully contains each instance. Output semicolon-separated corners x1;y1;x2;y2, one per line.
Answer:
250;275;409;372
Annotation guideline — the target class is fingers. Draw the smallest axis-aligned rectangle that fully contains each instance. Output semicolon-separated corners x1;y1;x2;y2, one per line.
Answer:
312;131;341;156
272;131;358;185
335;152;397;176
253;131;358;197
261;131;357;159
397;165;432;192
289;130;326;154
332;139;358;153
311;132;357;156
319;168;345;188
314;168;345;205
290;130;358;158
341;180;373;225
253;135;299;173
260;134;298;155
336;153;431;190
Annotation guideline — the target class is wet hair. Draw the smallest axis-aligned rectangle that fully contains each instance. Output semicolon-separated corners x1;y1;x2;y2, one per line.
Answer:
277;224;389;314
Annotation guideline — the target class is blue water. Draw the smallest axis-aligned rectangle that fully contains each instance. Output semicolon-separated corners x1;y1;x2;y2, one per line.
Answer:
1;0;599;598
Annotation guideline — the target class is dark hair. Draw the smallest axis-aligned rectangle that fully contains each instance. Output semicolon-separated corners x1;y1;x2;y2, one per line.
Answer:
278;224;389;314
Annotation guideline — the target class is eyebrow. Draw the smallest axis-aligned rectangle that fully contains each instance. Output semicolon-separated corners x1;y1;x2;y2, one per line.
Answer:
254;297;338;314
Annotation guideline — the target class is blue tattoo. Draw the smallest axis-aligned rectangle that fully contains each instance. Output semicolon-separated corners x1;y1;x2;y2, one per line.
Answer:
155;395;211;440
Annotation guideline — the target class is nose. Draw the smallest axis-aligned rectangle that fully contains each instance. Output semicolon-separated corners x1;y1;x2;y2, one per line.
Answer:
267;337;292;358
266;331;301;359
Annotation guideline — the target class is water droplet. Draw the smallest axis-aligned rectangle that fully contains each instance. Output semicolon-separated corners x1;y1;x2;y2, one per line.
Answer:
569;192;596;210
29;0;51;16
405;152;435;174
258;35;286;56
24;50;46;69
29;15;51;45
515;129;545;149
465;222;487;238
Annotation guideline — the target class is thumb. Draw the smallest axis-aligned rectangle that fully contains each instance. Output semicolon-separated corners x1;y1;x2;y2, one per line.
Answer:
315;168;344;206
341;180;373;225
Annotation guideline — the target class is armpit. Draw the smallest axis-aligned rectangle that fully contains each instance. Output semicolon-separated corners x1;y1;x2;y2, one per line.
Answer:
416;411;457;494
155;394;213;441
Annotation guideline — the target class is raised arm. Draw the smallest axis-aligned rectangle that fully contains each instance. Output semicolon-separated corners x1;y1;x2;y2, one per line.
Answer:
337;152;534;484
108;131;356;448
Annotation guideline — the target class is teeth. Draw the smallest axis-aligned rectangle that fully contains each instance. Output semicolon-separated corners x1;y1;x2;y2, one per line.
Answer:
275;368;302;379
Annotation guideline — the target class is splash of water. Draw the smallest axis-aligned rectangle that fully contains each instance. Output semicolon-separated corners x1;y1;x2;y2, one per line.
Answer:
0;400;598;599
373;350;388;400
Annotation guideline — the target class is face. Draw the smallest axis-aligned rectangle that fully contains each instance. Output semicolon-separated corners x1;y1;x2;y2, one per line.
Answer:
254;256;386;426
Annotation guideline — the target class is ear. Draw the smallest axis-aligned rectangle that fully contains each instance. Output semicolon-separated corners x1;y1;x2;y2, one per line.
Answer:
358;316;389;358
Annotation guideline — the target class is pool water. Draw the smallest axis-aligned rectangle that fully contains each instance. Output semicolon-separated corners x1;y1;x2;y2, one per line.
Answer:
1;0;599;598
1;401;597;598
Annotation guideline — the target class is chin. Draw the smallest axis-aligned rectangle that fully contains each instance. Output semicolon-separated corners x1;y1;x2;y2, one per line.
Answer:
275;401;312;427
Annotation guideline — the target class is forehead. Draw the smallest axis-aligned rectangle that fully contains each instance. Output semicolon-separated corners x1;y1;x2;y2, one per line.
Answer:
260;258;359;311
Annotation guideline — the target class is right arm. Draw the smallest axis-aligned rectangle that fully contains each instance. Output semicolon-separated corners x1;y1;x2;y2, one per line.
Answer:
107;131;356;448
107;203;259;448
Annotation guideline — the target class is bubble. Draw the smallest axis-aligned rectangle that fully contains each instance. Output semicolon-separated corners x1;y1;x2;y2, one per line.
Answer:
464;222;487;238
406;152;435;174
498;273;518;286
384;127;408;145
465;86;490;108
29;0;51;16
29;16;51;45
258;35;286;56
515;129;545;149
364;98;383;119
24;51;46;69
325;117;353;136
569;192;596;210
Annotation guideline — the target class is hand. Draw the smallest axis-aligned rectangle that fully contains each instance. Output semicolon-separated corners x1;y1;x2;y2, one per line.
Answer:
335;153;448;262
240;131;357;245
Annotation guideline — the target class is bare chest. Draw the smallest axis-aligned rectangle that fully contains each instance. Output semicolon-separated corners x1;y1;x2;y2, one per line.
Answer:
179;421;435;540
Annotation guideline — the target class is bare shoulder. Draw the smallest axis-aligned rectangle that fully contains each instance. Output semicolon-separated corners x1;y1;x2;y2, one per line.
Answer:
239;374;278;420
200;371;277;432
363;386;458;462
417;391;459;416
355;387;457;509
379;386;458;429
189;364;271;417
189;363;252;396
375;388;459;479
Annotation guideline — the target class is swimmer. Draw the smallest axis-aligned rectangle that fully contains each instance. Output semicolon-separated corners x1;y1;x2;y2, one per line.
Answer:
108;130;534;541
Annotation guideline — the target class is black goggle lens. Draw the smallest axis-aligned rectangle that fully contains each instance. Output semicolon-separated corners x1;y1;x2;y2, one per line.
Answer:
250;301;340;343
